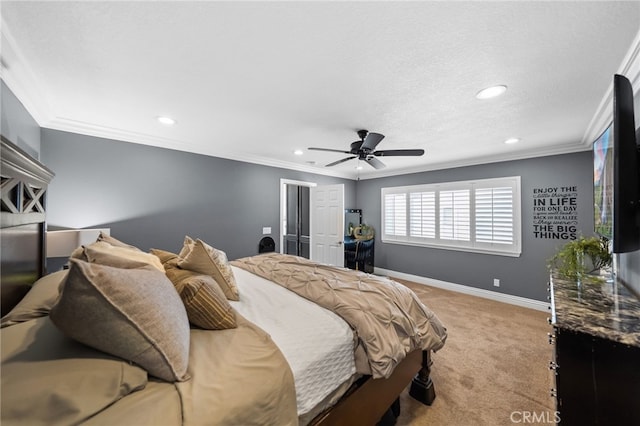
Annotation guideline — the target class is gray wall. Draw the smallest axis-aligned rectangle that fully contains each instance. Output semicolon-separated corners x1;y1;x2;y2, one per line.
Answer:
355;152;594;302
40;129;356;261
1;80;41;159
4;79;637;302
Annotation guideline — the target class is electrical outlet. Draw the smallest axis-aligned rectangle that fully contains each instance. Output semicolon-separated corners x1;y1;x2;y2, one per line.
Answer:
262;227;272;235
493;278;500;287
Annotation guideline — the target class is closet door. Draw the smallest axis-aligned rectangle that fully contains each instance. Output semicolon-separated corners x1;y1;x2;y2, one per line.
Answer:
284;184;310;258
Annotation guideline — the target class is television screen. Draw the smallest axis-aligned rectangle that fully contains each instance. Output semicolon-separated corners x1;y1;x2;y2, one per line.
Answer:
611;74;640;253
593;126;613;239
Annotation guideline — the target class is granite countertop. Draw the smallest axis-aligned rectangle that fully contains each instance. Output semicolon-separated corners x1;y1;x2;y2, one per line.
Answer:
550;271;640;348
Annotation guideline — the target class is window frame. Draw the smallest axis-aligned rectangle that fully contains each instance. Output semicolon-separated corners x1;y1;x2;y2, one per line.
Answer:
381;176;522;257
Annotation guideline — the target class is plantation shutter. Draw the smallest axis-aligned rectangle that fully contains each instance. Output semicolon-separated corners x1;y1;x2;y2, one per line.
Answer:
381;176;520;256
475;187;514;244
384;192;407;237
439;189;470;241
410;191;436;238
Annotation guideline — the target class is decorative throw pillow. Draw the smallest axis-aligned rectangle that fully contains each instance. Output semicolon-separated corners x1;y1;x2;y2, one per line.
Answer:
0;270;68;328
178;239;240;301
97;232;142;250
83;242;165;272
165;269;237;330
178;235;195;259
150;248;180;270
166;267;198;294
49;259;190;382
70;245;88;261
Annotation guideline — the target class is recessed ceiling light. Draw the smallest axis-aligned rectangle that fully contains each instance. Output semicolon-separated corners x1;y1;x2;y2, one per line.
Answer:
476;85;507;100
294;149;304;156
156;116;176;126
504;137;521;144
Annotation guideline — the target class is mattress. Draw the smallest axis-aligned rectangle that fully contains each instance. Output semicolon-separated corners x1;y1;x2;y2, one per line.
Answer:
231;266;357;415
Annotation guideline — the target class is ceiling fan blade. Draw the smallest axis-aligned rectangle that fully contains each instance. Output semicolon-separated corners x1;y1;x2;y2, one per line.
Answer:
308;147;352;154
374;149;425;157
360;132;385;151
365;156;386;169
326;156;356;167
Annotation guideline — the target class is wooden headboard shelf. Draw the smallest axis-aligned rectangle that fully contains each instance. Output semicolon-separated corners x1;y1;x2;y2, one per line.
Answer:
1;135;54;314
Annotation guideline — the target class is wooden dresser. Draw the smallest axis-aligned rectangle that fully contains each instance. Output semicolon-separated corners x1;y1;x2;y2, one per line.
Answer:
549;272;640;425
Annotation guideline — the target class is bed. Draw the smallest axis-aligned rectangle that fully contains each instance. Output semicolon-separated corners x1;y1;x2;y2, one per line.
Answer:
0;135;447;426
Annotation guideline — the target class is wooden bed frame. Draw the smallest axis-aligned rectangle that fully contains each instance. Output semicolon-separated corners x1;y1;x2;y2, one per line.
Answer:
0;135;437;425
311;350;435;425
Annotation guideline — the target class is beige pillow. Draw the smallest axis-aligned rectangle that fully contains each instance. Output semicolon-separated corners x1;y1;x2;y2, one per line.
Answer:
84;241;165;272
166;270;237;330
49;259;190;382
178;239;239;301
97;232;141;250
1;317;148;425
150;248;179;264
178;235;195;258
166;267;198;294
150;248;180;270
69;233;141;263
70;245;88;261
0;270;67;328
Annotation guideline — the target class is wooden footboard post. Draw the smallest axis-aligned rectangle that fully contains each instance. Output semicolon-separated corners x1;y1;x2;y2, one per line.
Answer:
409;350;436;405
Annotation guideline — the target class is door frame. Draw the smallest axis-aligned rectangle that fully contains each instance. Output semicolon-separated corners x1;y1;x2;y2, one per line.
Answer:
279;179;317;255
310;183;345;266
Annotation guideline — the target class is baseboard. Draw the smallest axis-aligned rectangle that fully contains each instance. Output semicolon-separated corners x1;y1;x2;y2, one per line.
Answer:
374;267;550;312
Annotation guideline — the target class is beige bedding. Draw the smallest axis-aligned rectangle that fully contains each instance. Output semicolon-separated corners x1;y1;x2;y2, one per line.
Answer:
176;313;297;426
232;253;448;379
2;251;445;425
1;314;297;426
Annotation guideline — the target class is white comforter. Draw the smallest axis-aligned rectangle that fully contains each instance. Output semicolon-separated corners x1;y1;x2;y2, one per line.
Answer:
230;266;356;415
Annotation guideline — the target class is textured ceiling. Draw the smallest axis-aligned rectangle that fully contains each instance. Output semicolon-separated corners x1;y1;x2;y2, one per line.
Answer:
1;1;639;179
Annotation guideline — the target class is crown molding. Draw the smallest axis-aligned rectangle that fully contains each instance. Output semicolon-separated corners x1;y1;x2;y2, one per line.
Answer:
0;17;53;125
582;28;640;146
43;114;594;183
356;142;590;180
43;116;355;180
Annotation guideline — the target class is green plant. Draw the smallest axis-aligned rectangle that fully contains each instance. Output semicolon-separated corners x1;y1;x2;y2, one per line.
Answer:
353;224;375;240
548;236;612;280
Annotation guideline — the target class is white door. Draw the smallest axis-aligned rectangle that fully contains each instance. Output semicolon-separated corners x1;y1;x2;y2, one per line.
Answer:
310;184;344;266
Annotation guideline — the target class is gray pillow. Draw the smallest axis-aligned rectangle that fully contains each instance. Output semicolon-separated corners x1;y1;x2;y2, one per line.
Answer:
50;259;190;382
0;270;67;328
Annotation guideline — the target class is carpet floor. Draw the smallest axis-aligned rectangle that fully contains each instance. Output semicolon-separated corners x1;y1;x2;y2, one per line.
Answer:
394;279;555;426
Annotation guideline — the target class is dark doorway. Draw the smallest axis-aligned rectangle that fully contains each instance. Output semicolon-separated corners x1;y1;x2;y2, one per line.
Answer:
283;184;310;258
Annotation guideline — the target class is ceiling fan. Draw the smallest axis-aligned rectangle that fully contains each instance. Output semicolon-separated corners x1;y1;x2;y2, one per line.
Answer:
308;130;425;169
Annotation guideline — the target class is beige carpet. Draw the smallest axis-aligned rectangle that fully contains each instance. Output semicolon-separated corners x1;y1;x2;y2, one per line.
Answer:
394;279;555;426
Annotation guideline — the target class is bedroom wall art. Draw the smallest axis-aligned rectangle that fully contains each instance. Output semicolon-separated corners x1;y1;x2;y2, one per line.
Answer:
532;185;579;240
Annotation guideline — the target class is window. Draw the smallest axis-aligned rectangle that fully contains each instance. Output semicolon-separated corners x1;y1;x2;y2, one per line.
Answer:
384;192;407;237
381;177;521;256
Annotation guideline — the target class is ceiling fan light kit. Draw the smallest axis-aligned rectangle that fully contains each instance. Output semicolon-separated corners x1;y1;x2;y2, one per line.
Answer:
308;129;425;170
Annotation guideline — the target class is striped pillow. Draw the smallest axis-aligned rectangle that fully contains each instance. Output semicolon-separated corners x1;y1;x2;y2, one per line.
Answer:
167;269;237;330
